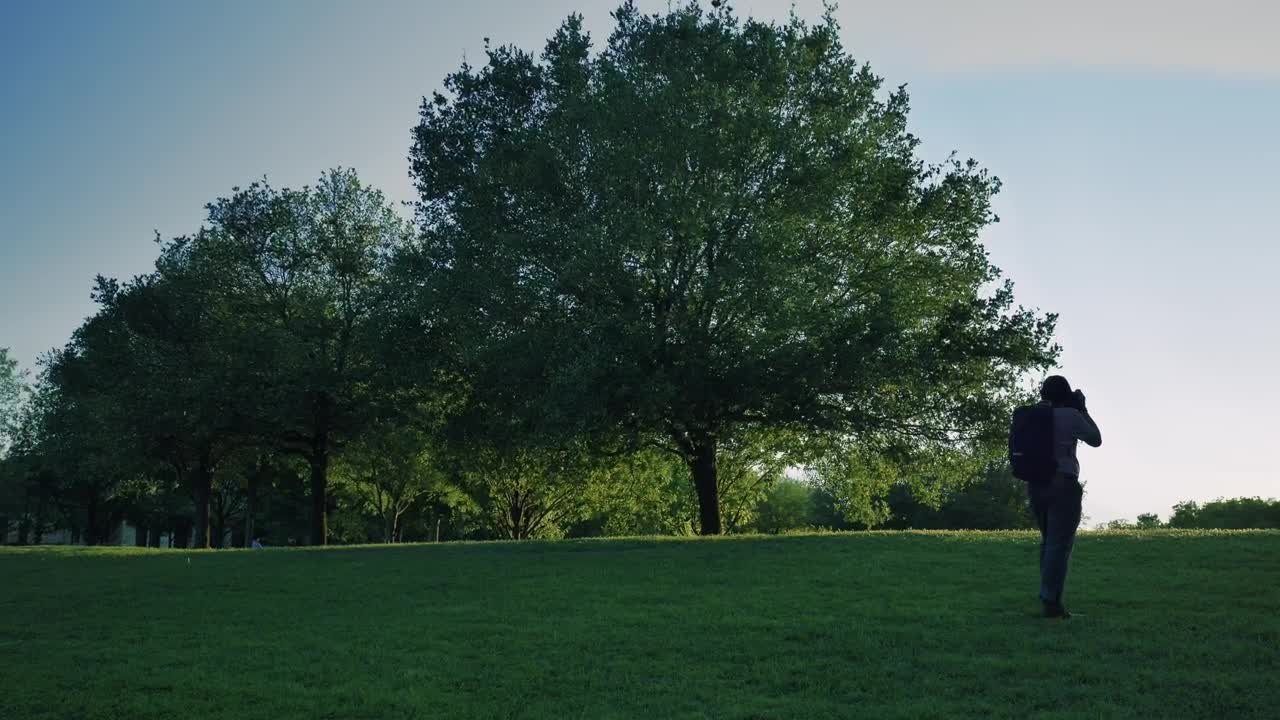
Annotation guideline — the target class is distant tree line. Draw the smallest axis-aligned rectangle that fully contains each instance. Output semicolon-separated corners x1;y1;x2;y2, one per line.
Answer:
0;4;1065;546
1100;498;1280;531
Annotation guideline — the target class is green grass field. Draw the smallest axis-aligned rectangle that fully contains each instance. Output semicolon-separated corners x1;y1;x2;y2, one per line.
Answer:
2;531;1277;719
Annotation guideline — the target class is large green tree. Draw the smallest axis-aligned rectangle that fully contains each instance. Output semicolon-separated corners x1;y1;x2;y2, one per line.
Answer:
95;267;245;549
195;168;413;545
8;170;412;548
30;271;252;547
409;3;1057;533
30;295;175;545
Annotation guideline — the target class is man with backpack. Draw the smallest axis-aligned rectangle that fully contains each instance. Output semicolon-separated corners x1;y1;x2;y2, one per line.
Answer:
1009;375;1102;618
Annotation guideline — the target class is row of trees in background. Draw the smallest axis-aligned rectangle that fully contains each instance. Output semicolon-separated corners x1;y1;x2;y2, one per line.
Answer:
1100;498;1280;531
1;3;1064;546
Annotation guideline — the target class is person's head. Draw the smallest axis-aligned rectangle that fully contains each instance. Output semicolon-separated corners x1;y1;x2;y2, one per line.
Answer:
1041;375;1074;407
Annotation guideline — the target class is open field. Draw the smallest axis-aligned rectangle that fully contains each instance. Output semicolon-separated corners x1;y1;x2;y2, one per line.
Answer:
1;530;1277;719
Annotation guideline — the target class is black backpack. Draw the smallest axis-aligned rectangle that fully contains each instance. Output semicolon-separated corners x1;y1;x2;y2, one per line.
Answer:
1009;404;1057;483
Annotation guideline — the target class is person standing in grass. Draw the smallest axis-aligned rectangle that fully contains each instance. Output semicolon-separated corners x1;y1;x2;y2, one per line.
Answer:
1014;375;1102;619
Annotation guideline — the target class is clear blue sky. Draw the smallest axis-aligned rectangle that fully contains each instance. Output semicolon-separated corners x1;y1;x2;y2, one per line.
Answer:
2;1;1277;524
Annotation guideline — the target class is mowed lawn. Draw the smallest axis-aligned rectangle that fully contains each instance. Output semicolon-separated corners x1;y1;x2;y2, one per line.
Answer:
1;531;1277;720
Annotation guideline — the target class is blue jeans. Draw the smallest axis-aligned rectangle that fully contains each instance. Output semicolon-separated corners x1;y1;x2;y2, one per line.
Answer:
1029;474;1083;604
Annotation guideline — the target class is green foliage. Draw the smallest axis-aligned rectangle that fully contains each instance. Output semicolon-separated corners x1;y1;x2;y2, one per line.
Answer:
714;428;800;532
0;352;37;540
883;465;1036;530
196;168;415;544
408;2;1058;532
1135;512;1163;529
0;347;26;456
1168;497;1280;529
753;478;815;534
332;422;449;543
3;168;424;548
3;5;1069;547
807;442;991;528
3;532;1277;718
569;450;698;537
19;314;164;544
454;446;606;540
1103;515;1169;531
86;272;243;547
1168;501;1201;528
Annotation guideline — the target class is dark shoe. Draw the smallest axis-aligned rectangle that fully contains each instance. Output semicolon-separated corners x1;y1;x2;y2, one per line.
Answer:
1042;601;1072;619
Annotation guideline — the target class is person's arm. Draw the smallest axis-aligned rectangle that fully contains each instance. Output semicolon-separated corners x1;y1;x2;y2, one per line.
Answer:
1073;409;1102;447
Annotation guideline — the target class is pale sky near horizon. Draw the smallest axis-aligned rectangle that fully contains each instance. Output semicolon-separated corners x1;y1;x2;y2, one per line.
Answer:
2;1;1277;524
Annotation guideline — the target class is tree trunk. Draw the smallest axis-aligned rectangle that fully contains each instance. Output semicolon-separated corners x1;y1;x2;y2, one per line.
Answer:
210;491;226;549
308;440;329;546
191;460;213;549
34;488;49;544
148;525;162;548
384;513;394;544
243;472;257;548
689;437;722;536
84;489;99;546
134;523;148;547
18;489;31;545
174;519;192;549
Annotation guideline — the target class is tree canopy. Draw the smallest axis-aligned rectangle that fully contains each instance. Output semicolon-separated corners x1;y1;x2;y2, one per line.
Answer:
5;3;1070;547
408;2;1057;533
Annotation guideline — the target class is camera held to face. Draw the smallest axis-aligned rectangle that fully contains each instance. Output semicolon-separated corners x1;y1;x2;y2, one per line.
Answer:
1070;389;1087;412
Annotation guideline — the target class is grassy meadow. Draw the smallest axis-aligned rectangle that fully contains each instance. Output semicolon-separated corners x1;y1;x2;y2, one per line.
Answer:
1;530;1277;719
